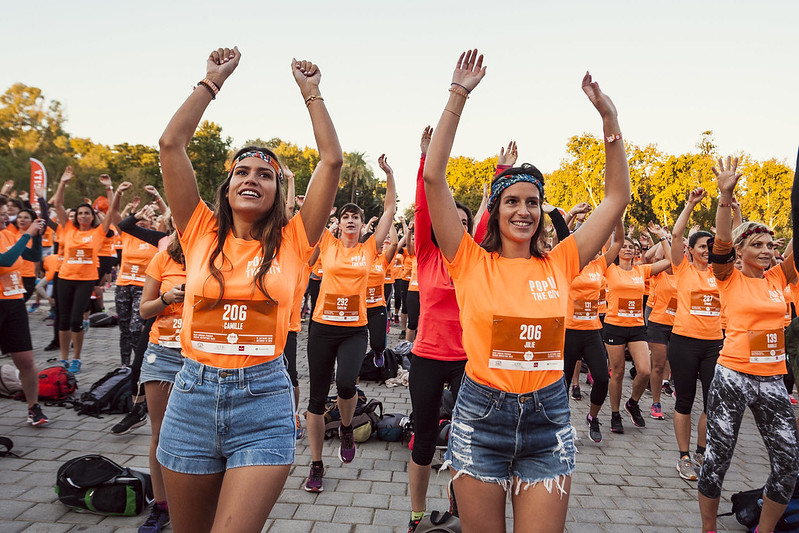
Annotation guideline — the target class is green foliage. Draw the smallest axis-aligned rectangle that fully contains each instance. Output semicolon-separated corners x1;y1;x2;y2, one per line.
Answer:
188;121;232;202
739;158;793;234
445;155;497;215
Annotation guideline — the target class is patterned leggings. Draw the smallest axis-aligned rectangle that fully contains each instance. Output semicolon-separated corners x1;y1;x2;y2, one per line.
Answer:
698;365;799;503
115;284;144;365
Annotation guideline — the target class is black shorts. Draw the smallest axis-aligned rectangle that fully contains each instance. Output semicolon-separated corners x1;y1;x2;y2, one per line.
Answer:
97;255;118;282
647;320;673;345
0;299;33;352
602;322;647;345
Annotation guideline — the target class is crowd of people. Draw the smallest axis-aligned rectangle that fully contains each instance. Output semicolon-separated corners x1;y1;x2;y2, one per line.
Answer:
1;46;798;533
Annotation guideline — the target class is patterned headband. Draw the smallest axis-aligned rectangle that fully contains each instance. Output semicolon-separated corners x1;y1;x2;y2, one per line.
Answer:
487;174;544;212
737;226;774;241
229;151;283;182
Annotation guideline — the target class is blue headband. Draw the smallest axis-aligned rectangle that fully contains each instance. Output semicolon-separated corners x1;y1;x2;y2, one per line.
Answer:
487;174;544;212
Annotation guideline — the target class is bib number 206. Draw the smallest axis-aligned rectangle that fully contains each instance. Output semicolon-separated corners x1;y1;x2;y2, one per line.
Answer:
222;304;248;322
519;324;542;341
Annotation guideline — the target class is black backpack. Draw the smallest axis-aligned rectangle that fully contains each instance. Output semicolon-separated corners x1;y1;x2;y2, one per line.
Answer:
55;454;153;516
74;367;133;417
721;481;799;532
359;348;399;383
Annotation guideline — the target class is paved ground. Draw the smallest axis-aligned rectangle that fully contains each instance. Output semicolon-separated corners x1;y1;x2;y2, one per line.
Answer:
0;294;784;532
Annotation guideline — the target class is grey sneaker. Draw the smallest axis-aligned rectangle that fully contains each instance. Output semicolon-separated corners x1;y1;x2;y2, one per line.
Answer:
677;456;698;480
692;451;705;476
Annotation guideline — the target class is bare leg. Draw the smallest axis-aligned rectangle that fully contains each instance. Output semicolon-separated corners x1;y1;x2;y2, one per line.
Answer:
10;351;38;408
211;465;291;533
407;328;417;343
697;412;707;448
451;471;507;533
697;492;719;533
307;412;325;462
72;330;84;359
627;341;651;402
58;330;71;359
571;359;581;388
409;459;431;514
605;344;626;412
511;475;571;533
674;412;692;453
649;342;667;404
144;381;172;502
338;394;357;427
162;468;224;533
758;494;790;533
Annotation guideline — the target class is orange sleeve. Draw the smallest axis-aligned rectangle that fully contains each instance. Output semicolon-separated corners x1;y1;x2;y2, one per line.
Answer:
711;239;735;281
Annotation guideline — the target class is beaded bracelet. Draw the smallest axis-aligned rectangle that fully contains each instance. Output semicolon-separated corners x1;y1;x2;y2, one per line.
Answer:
605;133;622;143
196;78;219;99
305;95;324;106
449;85;469;99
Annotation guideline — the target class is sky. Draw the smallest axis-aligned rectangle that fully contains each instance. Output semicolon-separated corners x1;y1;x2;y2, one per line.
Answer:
3;1;797;208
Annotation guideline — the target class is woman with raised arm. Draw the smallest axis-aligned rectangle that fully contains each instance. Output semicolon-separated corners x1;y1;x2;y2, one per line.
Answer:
698;156;799;533
52;168;114;374
423;49;630;533
156;47;342;533
667;188;724;481
304;153;395;493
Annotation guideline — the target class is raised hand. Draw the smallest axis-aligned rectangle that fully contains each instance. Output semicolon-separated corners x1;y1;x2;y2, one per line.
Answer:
712;156;742;196
34;185;46;199
1;180;13;194
19;191;29;202
688;224;700;237
26;218;45;236
687;187;707;204
378;154;393;176
207;47;240;86
284;168;294;182
452;49;486;93
570;202;592;222
98;174;113;188
541;202;556;215
420;126;433;155
60;166;74;184
136;204;157;221
498;141;518;167
144;185;161;197
648;221;667;239
117;181;133;194
581;72;617;120
291;59;321;97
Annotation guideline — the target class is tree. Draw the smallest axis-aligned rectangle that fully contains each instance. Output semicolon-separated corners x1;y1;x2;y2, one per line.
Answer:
445;155;497;215
547;134;606;212
188;121;231;202
738;158;793;235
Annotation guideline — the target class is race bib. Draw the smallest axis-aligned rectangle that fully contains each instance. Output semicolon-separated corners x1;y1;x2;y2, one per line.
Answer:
489;315;564;371
190;297;277;356
666;297;678;316
572;299;598;321
365;286;383;305
598;288;607;307
748;329;785;364
156;314;182;349
690;291;720;317
617;298;643;318
67;247;93;265
322;294;360;322
119;261;147;283
0;272;25;297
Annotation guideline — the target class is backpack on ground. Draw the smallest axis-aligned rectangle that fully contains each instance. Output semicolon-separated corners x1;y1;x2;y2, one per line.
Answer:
0;364;23;397
323;398;383;443
88;312;118;328
55;454;152;516
359;348;399;383
415;510;461;533
721;481;799;532
37;366;78;402
74;367;133;417
376;413;409;442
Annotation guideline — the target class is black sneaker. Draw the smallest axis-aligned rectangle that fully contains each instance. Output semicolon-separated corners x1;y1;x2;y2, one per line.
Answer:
610;412;624;434
27;403;49;426
571;385;582;401
586;414;602;442
43;341;60;352
447;478;459;517
625;398;646;428
111;403;148;435
399;330;406;340
139;502;170;533
662;382;676;398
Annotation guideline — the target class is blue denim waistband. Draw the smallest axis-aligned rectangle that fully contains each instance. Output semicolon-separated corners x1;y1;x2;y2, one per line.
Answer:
181;355;286;385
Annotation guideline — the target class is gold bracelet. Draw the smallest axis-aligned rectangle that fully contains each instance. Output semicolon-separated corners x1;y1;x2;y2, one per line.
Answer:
444;108;461;118
305;95;324;106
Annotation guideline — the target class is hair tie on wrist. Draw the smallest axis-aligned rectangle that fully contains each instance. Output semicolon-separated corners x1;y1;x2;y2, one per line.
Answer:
196;78;220;99
160;293;169;305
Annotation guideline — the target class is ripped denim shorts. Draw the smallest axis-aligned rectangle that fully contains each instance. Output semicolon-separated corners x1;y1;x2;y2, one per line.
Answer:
443;374;576;495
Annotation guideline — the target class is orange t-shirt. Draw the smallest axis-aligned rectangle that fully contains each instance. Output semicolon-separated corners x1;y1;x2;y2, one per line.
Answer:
402;253;414;281
407;255;419;292
43;254;61;282
604;263;653;327
116;233;158;287
0;230;27;300
391;250;404;281
145;250;186;348
671;259;722;340
717;266;788;376
58;224;108;281
783;283;795;327
310;255;323;278
179;202;312;368
98;230;116;258
446;234;581;394
366;253;389;308
566;256;606;331
648;271;678;327
41;226;54;248
289;263;310;333
312;231;376;327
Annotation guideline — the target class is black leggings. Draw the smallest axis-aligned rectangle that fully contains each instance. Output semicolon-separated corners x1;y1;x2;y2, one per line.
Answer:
409;354;466;465
57;278;95;332
306;321;368;415
23;276;35;303
406;290;420;331
394;279;408;314
307;277;321;315
563;328;609;406
366;306;387;354
284;330;299;387
667;333;722;415
129;316;154;397
383;284;393;315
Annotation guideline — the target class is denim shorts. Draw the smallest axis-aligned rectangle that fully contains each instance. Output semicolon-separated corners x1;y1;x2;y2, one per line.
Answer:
157;356;295;474
444;375;576;494
139;342;183;385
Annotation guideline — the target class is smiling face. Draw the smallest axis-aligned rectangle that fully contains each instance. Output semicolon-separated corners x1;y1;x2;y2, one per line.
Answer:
619;238;635;261
497;182;541;246
689;236;710;265
15;211;33;230
225;156;278;218
738;233;774;272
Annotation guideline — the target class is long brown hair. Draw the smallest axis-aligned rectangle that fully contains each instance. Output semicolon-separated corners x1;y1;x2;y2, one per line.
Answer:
480;164;547;258
207;146;289;306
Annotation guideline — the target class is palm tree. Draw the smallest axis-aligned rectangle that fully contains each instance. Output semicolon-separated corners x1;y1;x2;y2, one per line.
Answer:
343;151;370;204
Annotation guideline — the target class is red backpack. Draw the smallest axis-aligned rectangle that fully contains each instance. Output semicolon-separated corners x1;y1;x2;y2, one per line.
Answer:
37;367;78;401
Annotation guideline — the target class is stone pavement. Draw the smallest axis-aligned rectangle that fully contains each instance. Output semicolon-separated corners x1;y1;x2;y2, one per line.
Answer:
0;294;783;532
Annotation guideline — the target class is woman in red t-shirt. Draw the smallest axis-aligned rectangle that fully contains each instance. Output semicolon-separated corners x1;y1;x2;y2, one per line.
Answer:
423;49;630;533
